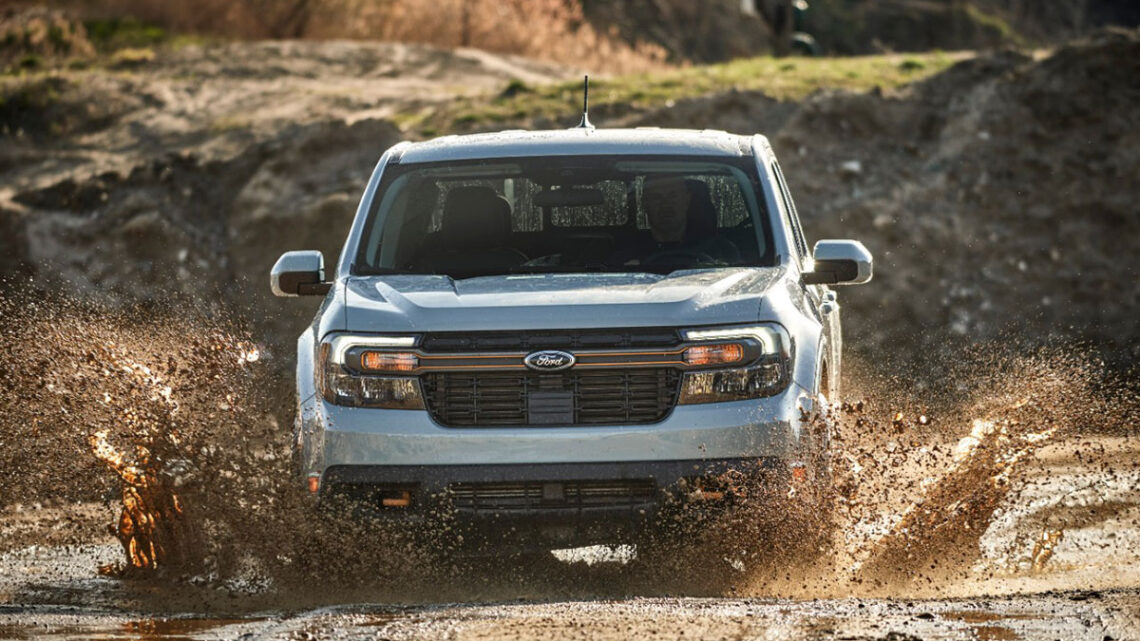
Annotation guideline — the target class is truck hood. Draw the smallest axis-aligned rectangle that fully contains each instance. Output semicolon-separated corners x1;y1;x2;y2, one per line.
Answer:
341;268;784;333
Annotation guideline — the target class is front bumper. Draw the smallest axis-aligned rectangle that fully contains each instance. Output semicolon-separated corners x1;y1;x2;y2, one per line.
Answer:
319;457;785;548
298;385;807;547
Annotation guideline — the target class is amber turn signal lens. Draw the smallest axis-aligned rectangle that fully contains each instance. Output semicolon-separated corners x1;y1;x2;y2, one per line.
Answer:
382;491;412;507
306;474;321;494
683;343;744;366
361;351;418;372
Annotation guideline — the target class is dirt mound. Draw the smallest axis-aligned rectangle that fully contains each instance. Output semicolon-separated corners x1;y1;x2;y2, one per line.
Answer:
580;0;772;63
802;0;1014;55
1;31;1137;393
778;28;1140;373
0;40;566;388
620;29;1140;376
590;0;1140;59
6;117;402;382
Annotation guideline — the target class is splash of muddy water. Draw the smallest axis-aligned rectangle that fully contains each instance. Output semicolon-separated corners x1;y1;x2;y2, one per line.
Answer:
0;291;449;599
820;354;1134;596
851;397;1062;585
0;292;1136;602
89;427;191;572
621;353;1134;598
0;294;267;578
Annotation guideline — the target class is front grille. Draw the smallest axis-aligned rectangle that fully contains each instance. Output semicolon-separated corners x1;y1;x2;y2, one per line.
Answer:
421;328;680;353
421;369;682;427
450;480;657;511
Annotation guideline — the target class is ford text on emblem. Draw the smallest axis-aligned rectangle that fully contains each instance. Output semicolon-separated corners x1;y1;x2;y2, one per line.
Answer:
524;350;576;372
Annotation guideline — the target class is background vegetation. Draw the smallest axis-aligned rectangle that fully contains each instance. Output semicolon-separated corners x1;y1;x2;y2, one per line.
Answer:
40;0;668;72
3;0;1139;75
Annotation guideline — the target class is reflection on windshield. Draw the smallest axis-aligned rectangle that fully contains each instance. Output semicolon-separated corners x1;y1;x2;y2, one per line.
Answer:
355;156;774;279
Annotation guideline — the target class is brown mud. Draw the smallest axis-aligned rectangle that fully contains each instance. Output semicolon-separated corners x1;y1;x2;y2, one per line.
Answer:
0;295;1136;641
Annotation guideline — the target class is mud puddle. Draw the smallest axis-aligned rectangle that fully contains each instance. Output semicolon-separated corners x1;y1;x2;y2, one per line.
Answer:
1;592;1137;640
0;615;264;641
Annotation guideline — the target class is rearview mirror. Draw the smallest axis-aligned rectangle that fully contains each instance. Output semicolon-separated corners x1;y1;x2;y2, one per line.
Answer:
534;188;605;208
271;250;331;297
802;240;872;286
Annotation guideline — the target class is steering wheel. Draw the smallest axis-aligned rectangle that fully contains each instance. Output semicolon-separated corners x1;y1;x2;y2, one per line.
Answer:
643;247;718;266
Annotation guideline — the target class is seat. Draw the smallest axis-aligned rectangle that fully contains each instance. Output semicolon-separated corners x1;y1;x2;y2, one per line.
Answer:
683;179;719;240
683;178;741;263
413;186;527;277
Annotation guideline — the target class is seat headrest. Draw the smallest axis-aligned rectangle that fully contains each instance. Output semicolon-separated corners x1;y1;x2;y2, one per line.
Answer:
441;186;512;249
684;178;719;240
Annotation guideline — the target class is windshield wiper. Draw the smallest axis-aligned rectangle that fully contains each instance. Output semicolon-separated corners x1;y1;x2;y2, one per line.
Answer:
508;265;600;274
353;266;415;276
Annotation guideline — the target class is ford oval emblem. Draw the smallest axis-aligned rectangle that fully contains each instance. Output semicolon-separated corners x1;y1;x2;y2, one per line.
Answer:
524;350;576;372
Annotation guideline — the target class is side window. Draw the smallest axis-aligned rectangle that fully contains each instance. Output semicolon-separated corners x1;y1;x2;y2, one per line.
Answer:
770;162;809;259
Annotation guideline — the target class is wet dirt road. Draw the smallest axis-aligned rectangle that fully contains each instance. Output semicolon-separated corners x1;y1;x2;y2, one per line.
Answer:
2;591;1139;641
2;435;1138;641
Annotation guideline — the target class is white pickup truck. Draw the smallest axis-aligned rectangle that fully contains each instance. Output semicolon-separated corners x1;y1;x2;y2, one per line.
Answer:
271;127;871;552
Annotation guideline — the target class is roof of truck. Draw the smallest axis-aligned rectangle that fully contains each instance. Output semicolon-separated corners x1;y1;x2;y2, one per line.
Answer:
394;128;762;164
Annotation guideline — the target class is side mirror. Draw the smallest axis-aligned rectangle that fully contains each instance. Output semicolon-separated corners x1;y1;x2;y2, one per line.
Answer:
271;250;332;297
802;240;873;286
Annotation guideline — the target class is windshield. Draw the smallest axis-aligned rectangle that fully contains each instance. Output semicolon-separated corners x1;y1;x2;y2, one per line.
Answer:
353;155;775;279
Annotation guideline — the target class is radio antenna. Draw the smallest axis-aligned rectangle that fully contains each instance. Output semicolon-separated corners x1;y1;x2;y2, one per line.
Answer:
575;75;594;129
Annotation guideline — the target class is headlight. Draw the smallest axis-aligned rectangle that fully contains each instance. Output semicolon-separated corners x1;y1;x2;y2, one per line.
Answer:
682;343;744;366
677;324;792;404
318;334;425;409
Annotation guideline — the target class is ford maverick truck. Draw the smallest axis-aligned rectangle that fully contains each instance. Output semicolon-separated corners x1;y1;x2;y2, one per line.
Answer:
271;128;872;550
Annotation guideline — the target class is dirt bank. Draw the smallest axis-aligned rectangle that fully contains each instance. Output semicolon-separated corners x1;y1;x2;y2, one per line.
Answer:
4;31;1137;390
622;29;1140;378
785;29;1140;376
0;40;567;376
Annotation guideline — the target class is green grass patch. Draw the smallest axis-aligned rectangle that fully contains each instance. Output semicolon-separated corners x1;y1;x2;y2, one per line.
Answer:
109;47;156;68
416;51;963;135
208;115;250;133
83;18;167;52
16;53;43;70
963;5;1028;48
499;78;531;99
0;76;68;136
899;58;925;72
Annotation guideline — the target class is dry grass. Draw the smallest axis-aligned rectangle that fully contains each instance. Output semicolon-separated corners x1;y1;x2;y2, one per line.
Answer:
54;0;667;73
411;51;966;135
0;7;96;70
